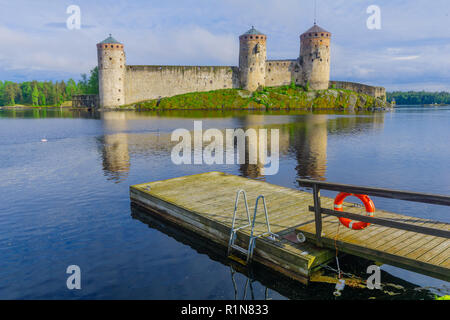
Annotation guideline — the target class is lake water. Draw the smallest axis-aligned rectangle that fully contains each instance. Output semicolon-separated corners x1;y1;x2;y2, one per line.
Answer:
0;106;449;299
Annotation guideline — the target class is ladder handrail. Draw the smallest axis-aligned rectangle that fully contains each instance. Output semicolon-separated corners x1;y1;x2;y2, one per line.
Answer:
231;189;251;231
228;190;278;264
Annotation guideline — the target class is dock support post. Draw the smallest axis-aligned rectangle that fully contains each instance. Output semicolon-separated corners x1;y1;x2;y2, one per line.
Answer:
313;184;323;247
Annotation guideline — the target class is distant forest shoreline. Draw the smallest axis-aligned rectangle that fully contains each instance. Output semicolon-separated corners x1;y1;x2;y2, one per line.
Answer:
0;68;98;107
387;91;450;105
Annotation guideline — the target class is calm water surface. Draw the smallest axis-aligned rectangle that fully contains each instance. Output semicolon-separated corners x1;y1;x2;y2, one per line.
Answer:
0;106;449;299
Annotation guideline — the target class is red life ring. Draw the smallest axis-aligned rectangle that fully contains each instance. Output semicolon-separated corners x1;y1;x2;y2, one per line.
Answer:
334;192;375;230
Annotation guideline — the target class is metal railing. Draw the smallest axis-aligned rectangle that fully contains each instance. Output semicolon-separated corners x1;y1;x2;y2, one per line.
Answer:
297;179;450;246
228;190;278;264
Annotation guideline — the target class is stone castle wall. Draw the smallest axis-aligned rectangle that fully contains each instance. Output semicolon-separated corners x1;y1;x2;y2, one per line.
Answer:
124;65;240;104
265;60;297;87
329;81;386;100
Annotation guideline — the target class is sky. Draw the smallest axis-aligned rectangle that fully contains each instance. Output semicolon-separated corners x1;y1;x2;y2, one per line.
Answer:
0;0;449;91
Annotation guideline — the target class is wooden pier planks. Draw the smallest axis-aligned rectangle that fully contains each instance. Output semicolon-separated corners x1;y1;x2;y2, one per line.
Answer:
129;172;335;283
129;171;450;283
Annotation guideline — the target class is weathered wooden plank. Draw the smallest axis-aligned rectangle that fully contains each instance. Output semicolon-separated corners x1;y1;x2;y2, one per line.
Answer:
379;221;442;254
404;237;447;260
417;240;449;263
428;247;450;266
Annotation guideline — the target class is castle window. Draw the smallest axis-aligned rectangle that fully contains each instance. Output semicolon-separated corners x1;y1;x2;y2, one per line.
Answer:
315;33;318;36
256;36;258;39
321;33;324;36
109;57;112;60
250;36;253;39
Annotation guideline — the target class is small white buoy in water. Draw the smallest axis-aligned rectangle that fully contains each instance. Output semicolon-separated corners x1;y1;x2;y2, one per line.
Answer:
41;139;48;142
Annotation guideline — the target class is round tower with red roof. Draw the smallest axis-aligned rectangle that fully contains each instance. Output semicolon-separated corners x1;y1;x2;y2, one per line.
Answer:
298;23;331;90
239;26;267;91
97;34;126;108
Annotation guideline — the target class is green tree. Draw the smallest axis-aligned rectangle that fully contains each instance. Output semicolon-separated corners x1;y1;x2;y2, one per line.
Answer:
86;67;99;94
32;85;39;106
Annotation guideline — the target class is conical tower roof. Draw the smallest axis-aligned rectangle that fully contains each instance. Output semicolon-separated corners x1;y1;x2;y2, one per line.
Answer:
241;26;265;36
301;23;330;35
99;34;122;44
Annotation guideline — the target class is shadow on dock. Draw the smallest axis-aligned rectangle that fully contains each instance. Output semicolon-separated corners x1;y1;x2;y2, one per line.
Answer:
130;204;436;300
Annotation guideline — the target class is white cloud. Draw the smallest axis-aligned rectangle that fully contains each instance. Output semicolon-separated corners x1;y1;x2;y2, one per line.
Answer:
391;55;420;61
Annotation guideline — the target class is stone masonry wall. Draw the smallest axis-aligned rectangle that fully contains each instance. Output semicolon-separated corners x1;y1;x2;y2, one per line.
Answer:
124;65;240;104
329;81;386;100
265;60;298;87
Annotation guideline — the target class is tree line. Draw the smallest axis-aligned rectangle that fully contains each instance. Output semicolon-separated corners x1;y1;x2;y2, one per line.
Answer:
0;67;98;107
387;91;450;105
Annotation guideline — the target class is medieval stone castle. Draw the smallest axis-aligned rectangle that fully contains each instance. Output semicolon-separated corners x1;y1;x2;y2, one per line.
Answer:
97;24;385;108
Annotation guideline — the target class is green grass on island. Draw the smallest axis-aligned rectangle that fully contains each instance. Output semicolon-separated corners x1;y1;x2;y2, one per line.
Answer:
124;84;391;110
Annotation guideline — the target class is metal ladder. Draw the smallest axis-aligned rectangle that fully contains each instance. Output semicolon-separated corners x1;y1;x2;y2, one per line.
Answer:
227;189;278;265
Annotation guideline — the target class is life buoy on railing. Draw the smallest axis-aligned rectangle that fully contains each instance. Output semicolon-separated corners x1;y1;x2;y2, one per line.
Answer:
334;192;375;230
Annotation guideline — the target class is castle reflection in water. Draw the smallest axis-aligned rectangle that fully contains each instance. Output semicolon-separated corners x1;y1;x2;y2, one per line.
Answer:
98;111;385;183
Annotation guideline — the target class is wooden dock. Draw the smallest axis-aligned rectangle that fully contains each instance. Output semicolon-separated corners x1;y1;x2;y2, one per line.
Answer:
129;171;450;283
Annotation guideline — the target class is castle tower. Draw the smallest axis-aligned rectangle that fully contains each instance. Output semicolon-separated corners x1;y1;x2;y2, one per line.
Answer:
97;35;126;108
239;27;267;91
298;24;331;90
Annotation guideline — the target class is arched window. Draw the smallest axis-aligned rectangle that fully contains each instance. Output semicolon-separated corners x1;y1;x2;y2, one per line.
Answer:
254;43;261;54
